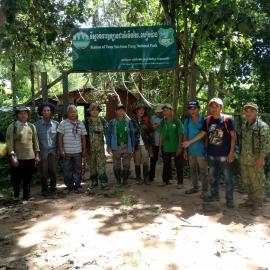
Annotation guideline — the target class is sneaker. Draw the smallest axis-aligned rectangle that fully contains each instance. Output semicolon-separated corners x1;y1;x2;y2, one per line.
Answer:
204;194;220;202
200;192;210;199
239;200;254;208
159;182;167;187
226;201;234;209
250;207;262;216
177;184;184;189
41;190;49;197
185;187;199;194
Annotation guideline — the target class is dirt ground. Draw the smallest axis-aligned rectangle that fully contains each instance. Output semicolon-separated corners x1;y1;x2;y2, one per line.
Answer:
0;159;270;270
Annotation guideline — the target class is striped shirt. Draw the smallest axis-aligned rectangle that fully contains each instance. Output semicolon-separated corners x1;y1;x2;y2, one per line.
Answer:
57;119;87;154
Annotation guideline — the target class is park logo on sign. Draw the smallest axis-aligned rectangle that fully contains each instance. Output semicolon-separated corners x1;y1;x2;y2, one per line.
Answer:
158;28;174;47
73;31;90;50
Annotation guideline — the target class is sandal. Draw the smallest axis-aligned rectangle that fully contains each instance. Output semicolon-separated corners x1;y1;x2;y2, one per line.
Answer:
185;188;199;194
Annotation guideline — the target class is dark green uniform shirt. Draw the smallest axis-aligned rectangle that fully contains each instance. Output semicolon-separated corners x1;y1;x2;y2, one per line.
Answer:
116;119;128;145
158;118;184;153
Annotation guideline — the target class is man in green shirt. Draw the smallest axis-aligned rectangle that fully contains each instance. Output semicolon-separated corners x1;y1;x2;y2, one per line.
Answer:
158;104;184;187
107;104;135;187
239;103;270;216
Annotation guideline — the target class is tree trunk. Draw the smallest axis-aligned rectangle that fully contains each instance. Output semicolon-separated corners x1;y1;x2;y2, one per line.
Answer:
30;61;35;98
11;56;16;107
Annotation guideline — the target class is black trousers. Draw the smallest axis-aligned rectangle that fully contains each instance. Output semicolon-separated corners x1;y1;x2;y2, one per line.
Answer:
11;159;35;199
162;152;183;184
149;146;159;180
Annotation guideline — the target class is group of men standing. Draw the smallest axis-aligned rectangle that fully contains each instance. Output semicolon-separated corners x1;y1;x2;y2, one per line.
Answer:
5;97;270;216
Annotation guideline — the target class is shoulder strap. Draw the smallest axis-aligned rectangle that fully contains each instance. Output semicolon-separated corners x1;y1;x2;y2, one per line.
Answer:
144;115;149;128
206;115;213;130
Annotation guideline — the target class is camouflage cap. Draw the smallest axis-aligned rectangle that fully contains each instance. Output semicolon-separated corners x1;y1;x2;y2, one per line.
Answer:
89;103;101;111
244;103;258;111
162;103;173;110
133;101;148;111
155;104;163;113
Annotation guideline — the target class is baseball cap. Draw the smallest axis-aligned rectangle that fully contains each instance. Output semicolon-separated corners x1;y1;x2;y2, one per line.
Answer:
244;103;258;111
89;103;101;112
116;103;126;110
162;103;173;110
208;98;223;107
188;100;200;109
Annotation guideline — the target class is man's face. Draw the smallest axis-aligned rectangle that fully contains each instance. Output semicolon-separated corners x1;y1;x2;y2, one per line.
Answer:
90;108;100;118
244;107;257;122
42;106;52;119
157;111;163;118
209;102;222;115
188;107;199;117
17;111;28;122
163;107;172;118
116;108;125;118
68;108;78;120
136;107;145;118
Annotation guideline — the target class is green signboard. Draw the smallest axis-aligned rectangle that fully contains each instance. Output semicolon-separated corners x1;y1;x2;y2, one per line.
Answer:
72;25;177;71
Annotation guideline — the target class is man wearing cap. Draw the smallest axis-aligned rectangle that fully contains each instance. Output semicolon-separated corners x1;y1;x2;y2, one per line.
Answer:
239;103;270;215
6;106;40;200
86;103;109;191
158;103;184;187
149;104;164;182
132;101;153;185
58;105;87;192
183;98;237;208
107;104;135;187
184;101;208;197
35;103;59;196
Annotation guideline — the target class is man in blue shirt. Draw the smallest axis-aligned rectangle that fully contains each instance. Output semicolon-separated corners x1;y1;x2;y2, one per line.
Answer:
184;101;208;197
183;98;237;208
35;103;59;196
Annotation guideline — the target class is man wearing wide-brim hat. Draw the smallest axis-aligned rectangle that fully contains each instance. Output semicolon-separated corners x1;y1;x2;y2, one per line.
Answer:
131;101;153;185
107;104;135;187
239;102;270;216
6;105;40;201
86;103;109;191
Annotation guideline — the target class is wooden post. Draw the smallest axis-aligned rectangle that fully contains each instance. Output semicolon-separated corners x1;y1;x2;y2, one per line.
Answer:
62;72;69;117
41;72;48;102
190;65;197;100
173;68;180;118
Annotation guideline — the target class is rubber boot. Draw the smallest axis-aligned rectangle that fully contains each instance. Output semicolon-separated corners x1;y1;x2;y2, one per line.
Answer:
100;175;109;190
143;165;150;185
135;165;143;185
114;169;122;187
89;175;98;189
122;170;129;187
250;198;263;216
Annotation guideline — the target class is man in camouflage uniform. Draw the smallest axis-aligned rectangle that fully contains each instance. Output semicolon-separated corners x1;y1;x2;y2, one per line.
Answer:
87;103;109;190
239;103;270;215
